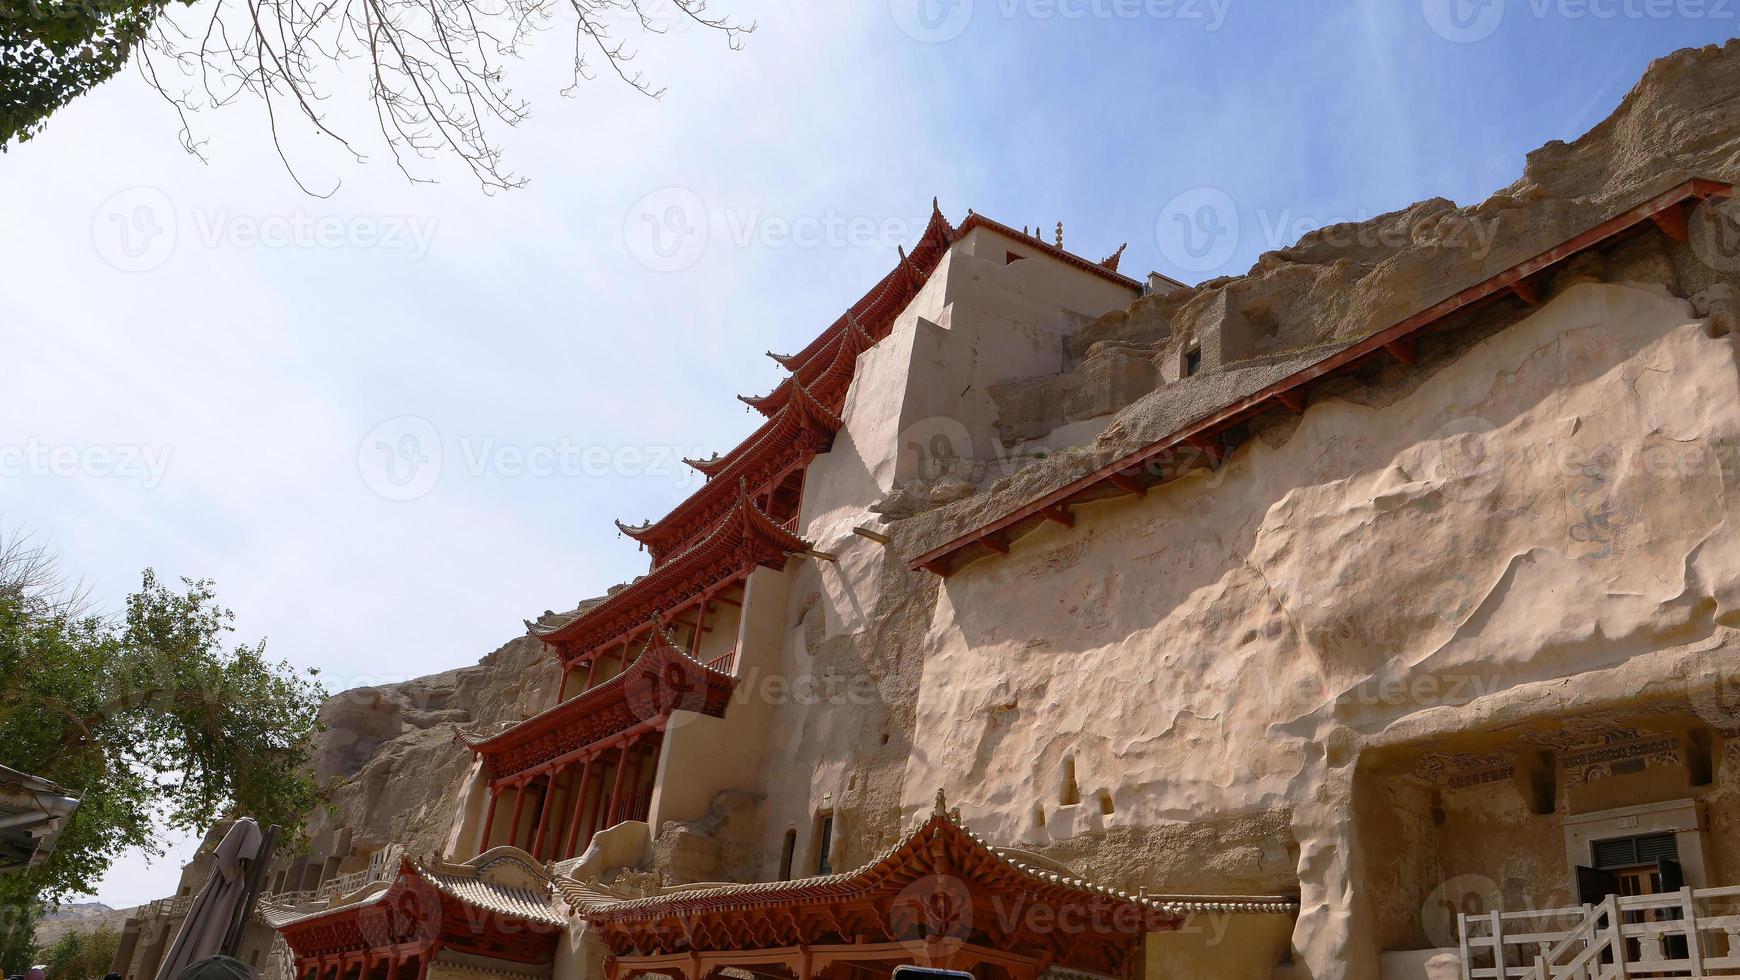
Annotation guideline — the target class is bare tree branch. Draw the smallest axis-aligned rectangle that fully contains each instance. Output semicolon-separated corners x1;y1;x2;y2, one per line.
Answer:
130;0;750;191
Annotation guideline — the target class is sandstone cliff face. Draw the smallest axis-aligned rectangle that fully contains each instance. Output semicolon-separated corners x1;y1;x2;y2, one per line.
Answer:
869;38;1740;980
305;630;561;864
288;40;1740;980
966;40;1740;499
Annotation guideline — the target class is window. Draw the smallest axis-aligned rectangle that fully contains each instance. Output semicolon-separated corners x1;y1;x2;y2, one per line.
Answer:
778;830;797;881
1184;345;1203;377
1592;832;1679;869
815;815;834;875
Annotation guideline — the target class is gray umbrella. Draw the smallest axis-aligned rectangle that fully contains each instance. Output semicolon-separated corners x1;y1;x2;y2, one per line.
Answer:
153;820;264;980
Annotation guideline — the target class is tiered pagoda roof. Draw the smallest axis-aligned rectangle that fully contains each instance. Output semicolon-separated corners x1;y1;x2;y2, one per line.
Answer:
611;202;959;565
614;383;841;564
265;850;564;969
540;485;810;661
563;793;1297;979
463;626;737;781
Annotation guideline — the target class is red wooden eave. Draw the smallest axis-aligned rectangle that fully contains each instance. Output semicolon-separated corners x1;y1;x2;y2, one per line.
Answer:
552;486;810;657
463;627;736;781
954;211;1144;290
909;178;1734;577
274;857;562;967
615;384;841;563
568;805;1196;978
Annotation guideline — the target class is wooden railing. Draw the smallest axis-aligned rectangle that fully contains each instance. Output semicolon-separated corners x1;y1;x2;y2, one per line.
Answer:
704;647;738;675
1459;885;1740;979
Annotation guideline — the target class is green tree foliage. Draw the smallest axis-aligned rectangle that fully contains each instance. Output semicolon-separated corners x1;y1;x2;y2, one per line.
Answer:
0;0;169;148
0;538;325;963
39;924;120;980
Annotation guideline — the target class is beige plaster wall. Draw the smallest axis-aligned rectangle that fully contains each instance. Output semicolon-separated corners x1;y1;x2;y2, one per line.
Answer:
1145;914;1295;980
647;565;789;835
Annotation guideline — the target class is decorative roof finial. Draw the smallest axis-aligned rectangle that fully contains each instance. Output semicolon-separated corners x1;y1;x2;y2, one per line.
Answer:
1101;242;1129;272
933;788;948;816
1055;221;1064;248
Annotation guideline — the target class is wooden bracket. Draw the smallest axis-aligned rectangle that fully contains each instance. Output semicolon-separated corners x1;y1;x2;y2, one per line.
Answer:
1040;505;1075;528
1275;389;1307;414
1382;337;1417;366
1510;275;1543;306
852;524;892;545
1651;203;1691;243
980;534;1010;555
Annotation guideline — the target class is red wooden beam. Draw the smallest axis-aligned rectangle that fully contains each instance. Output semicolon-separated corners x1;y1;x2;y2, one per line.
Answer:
906;179;1733;578
1107;472;1146;497
1382;337;1416;365
1510;275;1543;306
1275;389;1307;414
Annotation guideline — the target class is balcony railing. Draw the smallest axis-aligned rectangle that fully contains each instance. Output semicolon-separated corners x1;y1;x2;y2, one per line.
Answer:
1459;885;1740;979
704;647;738;675
141;894;194;919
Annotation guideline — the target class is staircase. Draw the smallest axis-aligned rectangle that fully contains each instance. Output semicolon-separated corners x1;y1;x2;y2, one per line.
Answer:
1458;885;1740;979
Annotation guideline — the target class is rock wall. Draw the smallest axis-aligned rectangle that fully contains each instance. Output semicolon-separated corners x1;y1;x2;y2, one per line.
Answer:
303;629;562;867
270;39;1740;980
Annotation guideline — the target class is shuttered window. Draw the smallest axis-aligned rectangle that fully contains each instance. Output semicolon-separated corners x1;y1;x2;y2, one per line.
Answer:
1592;831;1679;869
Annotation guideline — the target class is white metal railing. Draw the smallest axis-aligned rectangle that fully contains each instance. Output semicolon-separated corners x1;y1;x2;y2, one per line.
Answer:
1459;885;1740;979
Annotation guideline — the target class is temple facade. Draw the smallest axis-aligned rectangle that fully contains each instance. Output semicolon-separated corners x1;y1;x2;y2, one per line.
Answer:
105;41;1740;980
255;172;1740;980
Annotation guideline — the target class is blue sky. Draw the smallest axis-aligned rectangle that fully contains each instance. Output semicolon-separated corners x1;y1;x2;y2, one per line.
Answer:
1;0;1734;908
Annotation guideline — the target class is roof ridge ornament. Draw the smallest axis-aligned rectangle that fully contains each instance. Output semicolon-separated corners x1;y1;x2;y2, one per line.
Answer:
683;451;725;477
1101;242;1128;272
897;245;925;288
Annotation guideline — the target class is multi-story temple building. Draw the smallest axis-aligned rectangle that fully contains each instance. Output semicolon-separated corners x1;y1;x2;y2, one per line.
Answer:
104;39;1740;980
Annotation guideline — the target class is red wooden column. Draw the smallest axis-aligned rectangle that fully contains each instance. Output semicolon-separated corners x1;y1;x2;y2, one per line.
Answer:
561;755;596;858
615;748;643;826
478;784;501;852
594;740;633;837
688;595;710;658
506;779;529;850
531;767;561;858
